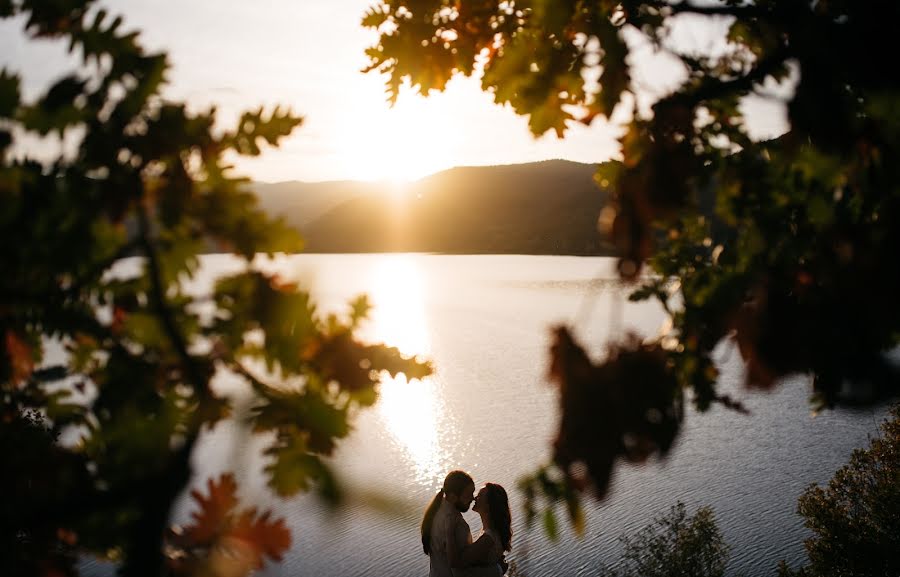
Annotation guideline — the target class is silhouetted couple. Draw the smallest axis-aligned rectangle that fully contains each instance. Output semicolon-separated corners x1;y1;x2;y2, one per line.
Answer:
421;470;512;577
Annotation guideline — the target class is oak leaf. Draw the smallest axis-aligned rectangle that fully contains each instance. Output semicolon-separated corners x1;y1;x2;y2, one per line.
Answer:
229;509;291;569
183;474;240;545
179;474;291;572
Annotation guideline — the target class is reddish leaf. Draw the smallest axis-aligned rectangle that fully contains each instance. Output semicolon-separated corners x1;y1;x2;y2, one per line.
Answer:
174;474;291;572
228;508;291;569
5;329;34;383
183;474;239;545
111;306;128;333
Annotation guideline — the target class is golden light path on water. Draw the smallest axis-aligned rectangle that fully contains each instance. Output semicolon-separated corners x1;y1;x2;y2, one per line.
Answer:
366;255;451;486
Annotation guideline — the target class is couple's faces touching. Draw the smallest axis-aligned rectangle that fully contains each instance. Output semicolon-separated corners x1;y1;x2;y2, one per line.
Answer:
450;483;492;515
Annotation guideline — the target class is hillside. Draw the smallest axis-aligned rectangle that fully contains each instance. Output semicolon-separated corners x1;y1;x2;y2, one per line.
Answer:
264;160;613;255
252;180;377;227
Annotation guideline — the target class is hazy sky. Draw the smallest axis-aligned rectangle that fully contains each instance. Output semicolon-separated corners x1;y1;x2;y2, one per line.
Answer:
0;0;789;183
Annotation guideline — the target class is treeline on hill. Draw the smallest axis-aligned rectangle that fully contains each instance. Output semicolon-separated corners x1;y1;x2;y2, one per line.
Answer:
253;160;616;255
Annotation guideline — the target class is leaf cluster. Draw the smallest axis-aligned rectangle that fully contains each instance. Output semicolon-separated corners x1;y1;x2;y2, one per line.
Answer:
168;474;291;575
520;326;682;532
0;2;431;575
363;0;630;137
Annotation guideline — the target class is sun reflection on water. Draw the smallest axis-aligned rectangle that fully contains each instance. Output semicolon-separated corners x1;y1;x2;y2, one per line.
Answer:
367;255;451;486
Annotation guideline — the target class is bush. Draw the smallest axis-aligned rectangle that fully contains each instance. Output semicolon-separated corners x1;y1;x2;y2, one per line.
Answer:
607;502;730;577
780;405;900;577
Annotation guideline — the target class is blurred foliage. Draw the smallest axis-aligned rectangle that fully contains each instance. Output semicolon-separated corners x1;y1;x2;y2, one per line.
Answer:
548;328;681;500
778;405;900;577
605;501;730;577
0;1;430;576
364;0;900;529
168;475;291;576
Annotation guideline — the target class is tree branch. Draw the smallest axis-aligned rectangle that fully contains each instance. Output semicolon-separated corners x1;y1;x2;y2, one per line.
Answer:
229;357;278;396
136;205;207;399
129;202;207;577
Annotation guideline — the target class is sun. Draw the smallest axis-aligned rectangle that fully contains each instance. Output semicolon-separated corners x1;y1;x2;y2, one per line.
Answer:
338;89;459;183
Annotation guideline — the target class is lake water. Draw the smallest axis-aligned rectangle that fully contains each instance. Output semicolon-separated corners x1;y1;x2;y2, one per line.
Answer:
165;254;888;577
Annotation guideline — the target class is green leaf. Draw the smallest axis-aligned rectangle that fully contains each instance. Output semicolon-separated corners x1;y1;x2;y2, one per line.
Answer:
566;493;585;538
361;5;389;29
542;507;559;541
20;75;88;136
46;391;87;426
226;106;303;157
253;388;350;455
348;294;372;327
265;431;342;503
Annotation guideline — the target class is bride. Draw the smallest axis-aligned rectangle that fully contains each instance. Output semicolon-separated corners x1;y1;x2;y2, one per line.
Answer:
448;483;513;576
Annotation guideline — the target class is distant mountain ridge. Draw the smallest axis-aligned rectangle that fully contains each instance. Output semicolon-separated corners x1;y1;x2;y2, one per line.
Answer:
252;180;378;227
252;159;614;255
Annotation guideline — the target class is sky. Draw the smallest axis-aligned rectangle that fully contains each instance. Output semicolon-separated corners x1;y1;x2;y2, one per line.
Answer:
0;0;789;184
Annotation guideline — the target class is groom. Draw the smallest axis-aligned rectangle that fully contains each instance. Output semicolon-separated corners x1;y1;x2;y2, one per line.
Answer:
422;470;476;577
